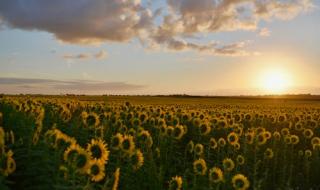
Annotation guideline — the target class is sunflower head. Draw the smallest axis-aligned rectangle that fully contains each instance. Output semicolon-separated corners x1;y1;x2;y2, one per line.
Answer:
87;138;109;163
303;129;314;139
130;149;144;170
218;138;226;147
209;138;218;150
168;176;183;190
236;155;245;165
87;159;105;182
110;133;123;150
209;167;224;183
264;148;274;159
199;122;211;136
223;158;235;172
194;143;204;156
173;125;185;140
74;147;91;174
121;135;135;155
232;174;250;190
186;140;194;153
193;158;207;176
227;132;239;145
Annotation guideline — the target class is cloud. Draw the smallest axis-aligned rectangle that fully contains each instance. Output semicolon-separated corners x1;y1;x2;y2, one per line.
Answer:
0;0;314;55
63;50;108;61
63;53;90;60
0;77;146;94
0;0;152;44
258;27;271;37
94;50;108;60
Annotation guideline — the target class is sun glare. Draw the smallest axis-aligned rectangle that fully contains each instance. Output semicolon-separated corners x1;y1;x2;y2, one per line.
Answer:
260;69;291;94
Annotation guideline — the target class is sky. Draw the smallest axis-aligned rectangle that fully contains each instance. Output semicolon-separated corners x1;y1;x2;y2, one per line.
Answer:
0;0;319;95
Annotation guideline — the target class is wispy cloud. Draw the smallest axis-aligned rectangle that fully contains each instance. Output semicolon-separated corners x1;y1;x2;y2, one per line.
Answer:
0;0;314;56
62;50;108;61
0;77;146;94
258;28;271;37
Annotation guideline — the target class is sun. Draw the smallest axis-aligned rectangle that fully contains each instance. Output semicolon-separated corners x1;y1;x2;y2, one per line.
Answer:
260;69;291;94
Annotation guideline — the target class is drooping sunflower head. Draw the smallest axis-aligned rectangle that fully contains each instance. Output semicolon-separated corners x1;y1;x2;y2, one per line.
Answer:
193;158;207;176
0;150;16;176
232;174;250;190
87;159;105;182
222;158;235;172
110;133;123;151
87;138;109;163
168;176;183;190
130;149;144;171
209;167;224;183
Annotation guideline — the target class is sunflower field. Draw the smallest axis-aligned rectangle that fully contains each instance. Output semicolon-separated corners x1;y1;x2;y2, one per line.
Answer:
0;96;320;190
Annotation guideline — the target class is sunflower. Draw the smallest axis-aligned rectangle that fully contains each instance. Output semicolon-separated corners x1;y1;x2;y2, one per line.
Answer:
166;126;174;137
227;132;239;145
273;131;281;141
64;143;81;163
186;140;194;153
120;135;135;155
87;138;109;163
290;135;299;145
223;158;235;172
263;131;272;140
311;137;320;147
236;155;245;165
256;133;267;146
305;149;312;158
218;138;226;147
284;136;292;145
110;133;123;150
74;147;91;174
83;112;100;127
199;122;211;136
173;125;185;140
87;159;105;182
280;128;290;136
130;149;144;170
232;174;250;190
0;150;16;176
245;132;254;144
138;130;153;148
294;122;304;131
194;143;204;156
208;167;224;183
193;158;207;176
160;125;167;136
168;176;183;190
233;143;241;150
303;129;314;139
209;138;218;150
264;148;274;159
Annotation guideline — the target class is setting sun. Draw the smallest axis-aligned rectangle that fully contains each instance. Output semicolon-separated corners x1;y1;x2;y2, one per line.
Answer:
260;69;292;94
